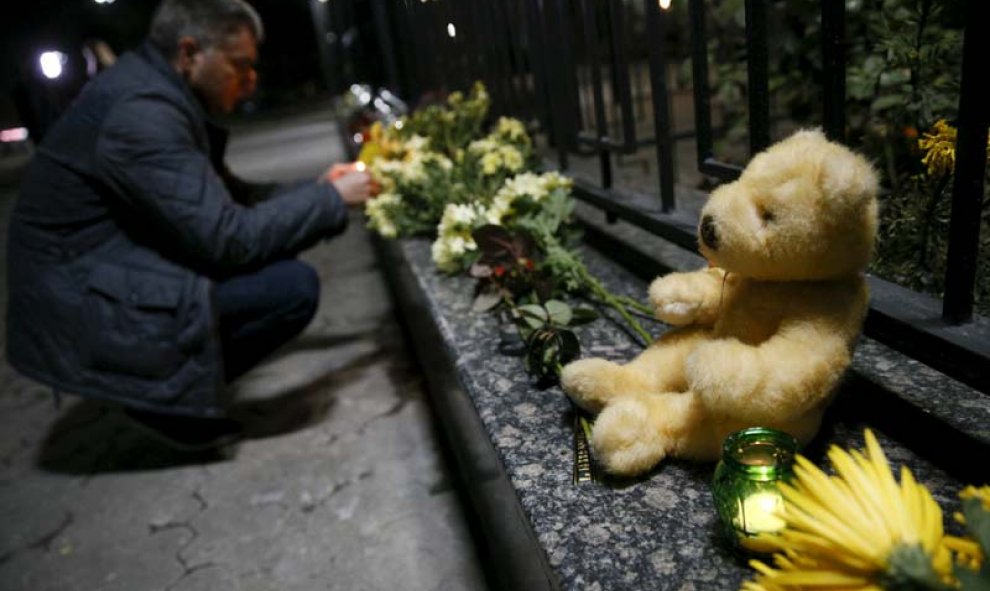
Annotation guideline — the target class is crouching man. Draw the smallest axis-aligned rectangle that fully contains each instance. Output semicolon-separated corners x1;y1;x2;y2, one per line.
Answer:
6;0;374;449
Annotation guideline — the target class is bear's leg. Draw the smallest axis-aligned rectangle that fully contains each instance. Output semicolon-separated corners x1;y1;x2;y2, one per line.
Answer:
592;389;717;476
561;327;709;413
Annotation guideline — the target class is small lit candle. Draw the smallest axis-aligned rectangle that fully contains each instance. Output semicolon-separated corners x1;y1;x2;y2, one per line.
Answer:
354;161;367;172
712;427;797;554
735;491;785;533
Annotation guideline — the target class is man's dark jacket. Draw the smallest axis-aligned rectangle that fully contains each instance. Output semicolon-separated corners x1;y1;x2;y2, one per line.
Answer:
7;42;349;416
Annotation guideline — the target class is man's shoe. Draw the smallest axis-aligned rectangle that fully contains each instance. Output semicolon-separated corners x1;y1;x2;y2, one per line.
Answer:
124;409;243;452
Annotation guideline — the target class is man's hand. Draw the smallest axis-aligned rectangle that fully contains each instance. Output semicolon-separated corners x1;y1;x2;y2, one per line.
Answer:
325;162;358;182
331;171;374;206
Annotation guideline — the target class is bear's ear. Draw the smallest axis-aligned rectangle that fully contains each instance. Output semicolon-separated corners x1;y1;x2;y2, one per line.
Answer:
790;128;827;143
818;145;879;210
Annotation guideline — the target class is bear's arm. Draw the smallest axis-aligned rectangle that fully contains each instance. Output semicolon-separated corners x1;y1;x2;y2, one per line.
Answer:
649;267;729;326
685;316;851;422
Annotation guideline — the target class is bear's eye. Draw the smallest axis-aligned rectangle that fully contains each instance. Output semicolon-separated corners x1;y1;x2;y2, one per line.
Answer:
760;208;776;224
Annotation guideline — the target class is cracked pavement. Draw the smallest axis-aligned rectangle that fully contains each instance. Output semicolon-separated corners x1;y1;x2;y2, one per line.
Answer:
0;108;488;591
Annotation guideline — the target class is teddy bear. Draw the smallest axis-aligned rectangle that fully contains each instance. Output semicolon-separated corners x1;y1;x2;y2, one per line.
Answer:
561;129;879;476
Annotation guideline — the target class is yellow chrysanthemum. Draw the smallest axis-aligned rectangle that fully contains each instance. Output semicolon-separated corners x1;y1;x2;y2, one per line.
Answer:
918;120;957;178
741;429;956;591
358;121;404;165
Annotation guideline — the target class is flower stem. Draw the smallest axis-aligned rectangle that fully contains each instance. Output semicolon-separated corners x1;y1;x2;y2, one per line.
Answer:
615;295;654;317
579;267;653;346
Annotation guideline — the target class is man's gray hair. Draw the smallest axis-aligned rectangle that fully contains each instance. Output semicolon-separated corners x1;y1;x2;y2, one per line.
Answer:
149;0;264;59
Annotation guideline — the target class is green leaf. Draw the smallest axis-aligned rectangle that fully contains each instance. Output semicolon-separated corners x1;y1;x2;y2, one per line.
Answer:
516;304;548;330
962;497;990;561
544;300;573;327
569;307;600;326
955;567;990;591
473;291;502;312
871;94;906;112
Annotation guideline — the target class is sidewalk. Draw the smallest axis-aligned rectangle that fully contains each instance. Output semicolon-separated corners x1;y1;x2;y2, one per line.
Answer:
0;110;487;591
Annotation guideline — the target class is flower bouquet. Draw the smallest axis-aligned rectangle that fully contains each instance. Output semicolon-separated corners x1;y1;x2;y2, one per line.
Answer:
359;82;653;384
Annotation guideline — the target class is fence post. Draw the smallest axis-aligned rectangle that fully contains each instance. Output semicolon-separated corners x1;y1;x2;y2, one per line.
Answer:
942;0;989;325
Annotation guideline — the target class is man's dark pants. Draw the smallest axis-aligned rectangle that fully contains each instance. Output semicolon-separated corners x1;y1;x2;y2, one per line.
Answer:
216;259;320;383
122;259;318;446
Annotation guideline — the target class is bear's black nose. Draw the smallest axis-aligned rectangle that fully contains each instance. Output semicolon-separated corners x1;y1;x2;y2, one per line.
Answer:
700;215;719;250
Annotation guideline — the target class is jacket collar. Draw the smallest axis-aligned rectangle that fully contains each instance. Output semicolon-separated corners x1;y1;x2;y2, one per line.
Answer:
136;41;229;164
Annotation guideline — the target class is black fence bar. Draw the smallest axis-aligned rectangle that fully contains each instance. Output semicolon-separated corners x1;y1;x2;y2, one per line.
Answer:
484;0;510;115
942;0;989;325
503;0;529;118
688;0;744;181
821;0;846;142
542;0;572;170
577;0;614;187
420;1;441;93
457;0;479;92
411;2;433;96
579;0;611;144
370;0;400;93
450;1;471;93
744;0;770;154
607;0;637;152
523;0;553;133
643;0;677;212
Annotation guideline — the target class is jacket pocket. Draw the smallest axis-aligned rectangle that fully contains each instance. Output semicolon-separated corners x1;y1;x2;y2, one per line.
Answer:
83;265;185;380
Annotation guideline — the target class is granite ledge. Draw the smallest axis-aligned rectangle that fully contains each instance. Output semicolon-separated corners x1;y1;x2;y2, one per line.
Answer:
376;230;985;591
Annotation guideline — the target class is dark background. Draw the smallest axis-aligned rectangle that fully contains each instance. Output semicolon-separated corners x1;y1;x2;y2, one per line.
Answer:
0;0;387;128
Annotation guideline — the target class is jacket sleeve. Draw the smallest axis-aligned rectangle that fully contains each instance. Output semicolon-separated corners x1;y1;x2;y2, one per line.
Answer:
95;93;349;274
219;165;279;206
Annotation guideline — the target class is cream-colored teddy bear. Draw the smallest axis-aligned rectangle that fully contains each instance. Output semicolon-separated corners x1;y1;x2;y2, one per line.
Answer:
561;129;879;476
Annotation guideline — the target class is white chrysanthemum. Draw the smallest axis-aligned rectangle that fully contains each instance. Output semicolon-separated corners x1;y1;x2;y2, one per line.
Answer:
540;170;572;192
500;172;546;201
480;152;502;176
369;159;405;192
421;151;453;170
496;117;528;143
431;238;457;272
499;145;524;172
485;195;513;225
433;203;483;271
440;203;480;229
404;150;454;177
403;134;430;153
431;234;476;272
371;159;404;177
468;138;500;155
365;192;401;238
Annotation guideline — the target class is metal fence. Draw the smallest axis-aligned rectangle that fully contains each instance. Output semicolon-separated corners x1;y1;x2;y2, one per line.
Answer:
322;0;989;394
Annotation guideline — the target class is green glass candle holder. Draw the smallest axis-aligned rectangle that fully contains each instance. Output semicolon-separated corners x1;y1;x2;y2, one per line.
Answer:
712;427;798;554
